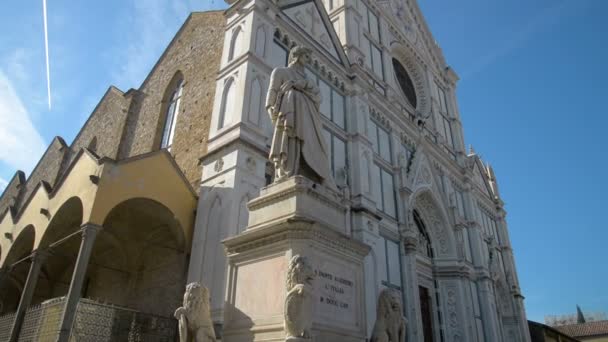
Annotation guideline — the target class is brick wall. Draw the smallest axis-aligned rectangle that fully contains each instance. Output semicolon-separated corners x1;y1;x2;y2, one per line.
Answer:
0;171;25;220
118;11;226;187
70;86;131;160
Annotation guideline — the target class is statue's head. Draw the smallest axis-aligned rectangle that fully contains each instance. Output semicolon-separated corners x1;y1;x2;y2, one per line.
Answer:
377;289;403;319
286;255;315;289
183;282;209;309
288;46;313;67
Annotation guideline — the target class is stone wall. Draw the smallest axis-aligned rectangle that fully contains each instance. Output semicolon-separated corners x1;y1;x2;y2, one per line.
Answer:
118;11;225;187
13;138;67;212
0;171;25;220
70;86;132;161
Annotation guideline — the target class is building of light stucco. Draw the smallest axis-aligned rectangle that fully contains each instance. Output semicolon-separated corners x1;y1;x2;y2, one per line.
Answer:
0;1;531;341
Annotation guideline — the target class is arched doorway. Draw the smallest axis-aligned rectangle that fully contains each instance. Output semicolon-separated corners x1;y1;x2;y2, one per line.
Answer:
413;209;437;342
410;191;457;342
33;197;84;304
0;226;35;314
96;197;188;317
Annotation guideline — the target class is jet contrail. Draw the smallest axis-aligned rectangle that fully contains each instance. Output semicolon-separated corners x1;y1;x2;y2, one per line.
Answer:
43;0;51;110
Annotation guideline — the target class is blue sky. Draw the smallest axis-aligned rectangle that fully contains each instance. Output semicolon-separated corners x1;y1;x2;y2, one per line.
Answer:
0;0;606;323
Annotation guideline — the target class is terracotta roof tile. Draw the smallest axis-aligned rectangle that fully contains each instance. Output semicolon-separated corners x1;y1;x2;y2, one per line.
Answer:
555;320;608;338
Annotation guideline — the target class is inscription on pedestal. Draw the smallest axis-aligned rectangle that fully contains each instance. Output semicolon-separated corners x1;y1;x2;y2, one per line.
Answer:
314;258;358;327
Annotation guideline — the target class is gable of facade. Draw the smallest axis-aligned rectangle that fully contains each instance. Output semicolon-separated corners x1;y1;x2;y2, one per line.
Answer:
280;0;350;65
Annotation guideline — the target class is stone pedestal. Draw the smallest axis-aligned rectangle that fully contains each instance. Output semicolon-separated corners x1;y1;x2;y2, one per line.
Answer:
222;177;370;342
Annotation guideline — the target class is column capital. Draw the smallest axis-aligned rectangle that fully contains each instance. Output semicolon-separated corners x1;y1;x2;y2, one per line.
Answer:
80;223;103;239
402;227;418;254
31;249;51;264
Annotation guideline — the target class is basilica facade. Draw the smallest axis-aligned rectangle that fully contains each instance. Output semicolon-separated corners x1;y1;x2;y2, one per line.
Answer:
0;0;531;341
189;0;531;341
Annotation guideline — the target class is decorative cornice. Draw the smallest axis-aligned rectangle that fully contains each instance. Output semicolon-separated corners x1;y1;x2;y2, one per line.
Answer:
223;219;371;257
249;178;345;213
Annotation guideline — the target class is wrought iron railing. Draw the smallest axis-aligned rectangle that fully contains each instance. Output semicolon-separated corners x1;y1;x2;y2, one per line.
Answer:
0;311;16;341
71;299;177;341
18;297;64;342
0;297;177;341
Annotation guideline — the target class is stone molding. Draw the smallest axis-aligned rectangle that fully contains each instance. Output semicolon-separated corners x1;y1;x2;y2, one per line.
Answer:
224;219;370;258
248;177;346;215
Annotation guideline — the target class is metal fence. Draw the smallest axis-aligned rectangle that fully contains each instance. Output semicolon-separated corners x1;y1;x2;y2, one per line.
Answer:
70;299;177;342
18;297;64;342
0;297;177;342
0;311;16;341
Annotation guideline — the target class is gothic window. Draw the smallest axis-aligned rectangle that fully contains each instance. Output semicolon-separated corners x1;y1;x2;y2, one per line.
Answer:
270;36;288;68
369;119;392;162
323;129;347;187
247;78;263;126
381;237;402;290
392;58;417;108
477;206;500;243
228;26;243;61
255;26;266;57
362;4;384;80
161;78;183;149
454;188;466;218
218;77;235;130
306;69;345;129
372;164;396;218
413;210;433;258
434;82;457;151
436;84;448;114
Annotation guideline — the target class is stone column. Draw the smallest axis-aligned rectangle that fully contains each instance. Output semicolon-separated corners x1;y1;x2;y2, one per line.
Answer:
57;224;101;342
8;250;49;342
513;294;531;342
401;229;422;342
478;278;501;342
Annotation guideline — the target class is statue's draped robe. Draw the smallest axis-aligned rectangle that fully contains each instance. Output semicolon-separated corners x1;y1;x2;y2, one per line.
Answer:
266;67;332;183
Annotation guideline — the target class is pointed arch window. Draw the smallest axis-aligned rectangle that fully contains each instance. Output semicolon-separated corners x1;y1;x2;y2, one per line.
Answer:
413;209;433;258
392;58;417;108
228;27;243;61
218;78;236;130
161;78;184;150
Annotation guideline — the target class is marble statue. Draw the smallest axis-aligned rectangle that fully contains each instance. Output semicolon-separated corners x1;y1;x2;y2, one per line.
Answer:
370;289;407;342
284;255;315;341
174;282;216;342
265;46;334;187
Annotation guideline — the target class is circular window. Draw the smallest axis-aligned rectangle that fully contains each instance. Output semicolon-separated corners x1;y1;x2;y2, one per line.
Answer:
392;58;417;108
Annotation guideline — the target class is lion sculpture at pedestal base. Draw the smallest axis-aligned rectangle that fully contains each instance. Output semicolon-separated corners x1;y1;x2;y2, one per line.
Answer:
174;282;216;342
284;255;315;341
371;289;407;342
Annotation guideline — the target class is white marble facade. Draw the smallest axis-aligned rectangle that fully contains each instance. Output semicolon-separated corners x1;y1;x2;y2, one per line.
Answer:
187;0;531;341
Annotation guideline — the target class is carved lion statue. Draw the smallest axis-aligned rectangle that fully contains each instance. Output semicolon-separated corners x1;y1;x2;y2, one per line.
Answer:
371;289;407;342
285;255;315;341
174;282;216;342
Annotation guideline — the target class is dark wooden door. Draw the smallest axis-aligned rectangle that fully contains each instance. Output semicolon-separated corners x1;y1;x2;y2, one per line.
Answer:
419;286;434;342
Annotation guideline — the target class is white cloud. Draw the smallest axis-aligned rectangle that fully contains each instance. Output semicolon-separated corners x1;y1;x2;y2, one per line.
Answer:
0;70;46;174
0;176;8;193
112;0;194;89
